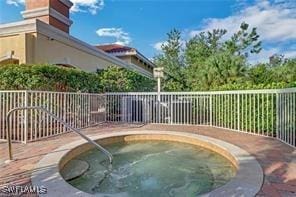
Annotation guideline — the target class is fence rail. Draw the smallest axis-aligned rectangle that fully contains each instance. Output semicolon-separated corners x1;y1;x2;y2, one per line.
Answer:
106;88;296;147
0;88;295;147
0;91;105;143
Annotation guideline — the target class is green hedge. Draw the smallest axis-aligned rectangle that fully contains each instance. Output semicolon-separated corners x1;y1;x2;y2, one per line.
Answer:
211;81;296;91
212;94;277;136
0;64;101;92
97;66;156;92
210;82;293;136
0;64;156;93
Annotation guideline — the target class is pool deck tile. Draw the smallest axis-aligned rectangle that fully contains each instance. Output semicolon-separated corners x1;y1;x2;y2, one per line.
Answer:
0;123;295;196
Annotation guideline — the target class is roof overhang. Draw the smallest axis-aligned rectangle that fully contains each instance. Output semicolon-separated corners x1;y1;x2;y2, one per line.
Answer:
128;63;153;78
0;19;37;36
110;51;156;68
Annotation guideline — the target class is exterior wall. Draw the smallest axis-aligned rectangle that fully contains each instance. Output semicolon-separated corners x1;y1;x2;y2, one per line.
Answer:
25;0;49;10
0;34;27;64
24;0;71;33
0;19;151;77
30;16;69;33
26;0;70;17
117;55;154;74
0;31;122;71
33;33;116;71
49;16;69;33
50;0;69;17
116;55;153;77
130;56;153;72
25;33;36;64
118;56;131;63
33;16;50;29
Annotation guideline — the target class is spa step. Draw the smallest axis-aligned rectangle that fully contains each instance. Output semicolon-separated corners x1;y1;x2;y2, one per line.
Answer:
62;159;90;181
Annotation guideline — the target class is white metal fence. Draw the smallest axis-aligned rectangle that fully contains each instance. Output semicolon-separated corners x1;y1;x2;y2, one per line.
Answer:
0;89;295;147
106;88;296;147
0;91;105;143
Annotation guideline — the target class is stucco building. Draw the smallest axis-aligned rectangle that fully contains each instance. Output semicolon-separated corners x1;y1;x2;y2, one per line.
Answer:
0;0;154;77
96;44;155;76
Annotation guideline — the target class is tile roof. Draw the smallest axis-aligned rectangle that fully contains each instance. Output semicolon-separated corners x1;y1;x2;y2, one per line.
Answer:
95;44;156;69
95;44;135;54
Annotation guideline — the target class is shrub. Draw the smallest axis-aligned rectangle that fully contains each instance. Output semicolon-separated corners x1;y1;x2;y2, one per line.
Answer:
210;81;295;91
0;64;101;92
0;64;156;93
97;66;156;92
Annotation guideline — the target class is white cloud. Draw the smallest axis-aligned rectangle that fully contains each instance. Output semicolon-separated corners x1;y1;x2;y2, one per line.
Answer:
6;0;104;15
71;0;104;15
153;41;167;51
189;0;296;42
96;28;131;45
248;47;296;64
283;50;296;59
153;40;186;51
6;0;24;6
248;48;280;64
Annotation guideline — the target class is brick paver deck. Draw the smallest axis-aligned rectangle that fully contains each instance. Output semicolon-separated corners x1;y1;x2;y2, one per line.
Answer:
0;123;295;196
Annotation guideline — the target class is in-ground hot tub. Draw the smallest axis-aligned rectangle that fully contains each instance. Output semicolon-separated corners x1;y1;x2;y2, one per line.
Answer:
31;131;263;197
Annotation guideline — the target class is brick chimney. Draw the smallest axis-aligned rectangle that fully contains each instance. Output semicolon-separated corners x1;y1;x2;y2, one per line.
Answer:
21;0;73;33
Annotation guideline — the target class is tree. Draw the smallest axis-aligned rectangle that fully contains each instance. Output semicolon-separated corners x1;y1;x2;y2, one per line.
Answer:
185;23;259;90
185;29;228;90
270;58;296;83
154;29;187;91
269;54;285;67
97;66;155;92
224;22;261;57
246;58;296;86
156;26;257;91
247;63;273;85
206;51;247;86
154;22;295;91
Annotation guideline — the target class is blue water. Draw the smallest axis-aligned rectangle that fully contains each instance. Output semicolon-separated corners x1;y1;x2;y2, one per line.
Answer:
62;140;235;196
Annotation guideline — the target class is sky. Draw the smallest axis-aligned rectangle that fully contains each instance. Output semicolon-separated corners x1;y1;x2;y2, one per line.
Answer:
0;0;295;64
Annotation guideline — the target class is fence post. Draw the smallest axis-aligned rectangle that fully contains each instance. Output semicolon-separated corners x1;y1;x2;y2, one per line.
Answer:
24;91;28;144
276;93;280;139
210;94;212;126
105;94;108;122
87;94;90;124
170;95;173;124
237;94;240;131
